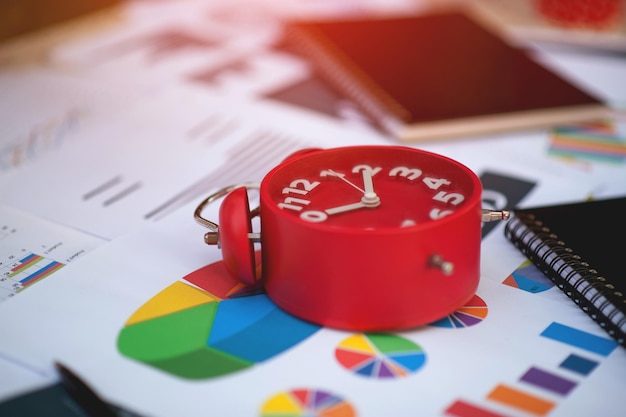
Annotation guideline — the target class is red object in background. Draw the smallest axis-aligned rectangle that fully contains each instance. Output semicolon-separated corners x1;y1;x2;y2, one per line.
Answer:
536;0;624;28
259;146;483;331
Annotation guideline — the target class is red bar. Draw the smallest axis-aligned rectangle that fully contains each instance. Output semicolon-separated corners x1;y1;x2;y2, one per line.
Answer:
445;399;512;417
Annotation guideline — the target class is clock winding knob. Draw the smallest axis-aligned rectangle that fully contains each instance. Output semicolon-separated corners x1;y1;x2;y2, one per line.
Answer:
429;254;454;275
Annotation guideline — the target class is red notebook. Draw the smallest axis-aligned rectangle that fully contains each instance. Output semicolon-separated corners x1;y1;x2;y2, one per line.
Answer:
284;9;609;142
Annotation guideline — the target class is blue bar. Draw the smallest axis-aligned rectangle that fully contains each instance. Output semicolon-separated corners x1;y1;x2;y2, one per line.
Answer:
541;322;618;356
19;253;37;263
559;354;598;376
19;261;61;285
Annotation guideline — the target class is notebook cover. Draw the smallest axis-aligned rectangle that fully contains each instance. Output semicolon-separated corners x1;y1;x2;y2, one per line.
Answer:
285;10;609;141
505;197;626;346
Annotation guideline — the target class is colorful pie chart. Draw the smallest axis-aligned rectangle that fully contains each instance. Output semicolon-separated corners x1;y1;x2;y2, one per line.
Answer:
260;388;356;417
428;294;488;328
117;259;320;379
503;260;554;293
335;333;426;379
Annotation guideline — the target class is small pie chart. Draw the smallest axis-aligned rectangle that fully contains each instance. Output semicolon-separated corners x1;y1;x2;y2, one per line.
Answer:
428;294;488;328
503;260;554;293
335;333;426;379
260;388;356;417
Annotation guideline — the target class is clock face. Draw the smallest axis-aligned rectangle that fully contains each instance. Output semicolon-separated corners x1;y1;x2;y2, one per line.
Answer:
261;146;480;230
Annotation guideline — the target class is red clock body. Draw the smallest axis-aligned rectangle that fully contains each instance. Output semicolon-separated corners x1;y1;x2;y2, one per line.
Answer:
259;146;483;330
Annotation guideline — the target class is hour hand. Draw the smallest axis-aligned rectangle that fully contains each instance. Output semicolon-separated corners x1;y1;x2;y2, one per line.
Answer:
324;201;368;215
325;194;381;215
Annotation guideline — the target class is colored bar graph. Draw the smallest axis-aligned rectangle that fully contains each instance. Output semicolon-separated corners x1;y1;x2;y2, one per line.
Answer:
445;399;513;417
446;322;613;417
487;384;554;416
0;206;101;302
2;252;66;294
9;254;43;275
548;121;626;164
519;367;577;396
559;354;598;376
541;322;618;356
19;261;64;287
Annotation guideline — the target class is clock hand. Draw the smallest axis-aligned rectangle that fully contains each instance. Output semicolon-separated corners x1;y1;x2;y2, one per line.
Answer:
325;194;381;215
324;169;380;206
326;169;365;194
325;201;368;215
360;169;380;205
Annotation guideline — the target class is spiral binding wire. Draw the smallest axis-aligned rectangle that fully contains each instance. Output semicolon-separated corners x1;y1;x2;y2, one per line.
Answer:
505;213;625;347
285;24;410;136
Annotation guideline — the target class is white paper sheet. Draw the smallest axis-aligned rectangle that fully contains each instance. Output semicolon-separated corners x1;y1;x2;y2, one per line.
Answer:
0;180;622;417
0;204;104;302
2;0;626;415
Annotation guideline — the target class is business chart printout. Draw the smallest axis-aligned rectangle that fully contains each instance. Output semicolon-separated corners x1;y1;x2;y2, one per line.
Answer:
0;205;104;302
0;179;622;417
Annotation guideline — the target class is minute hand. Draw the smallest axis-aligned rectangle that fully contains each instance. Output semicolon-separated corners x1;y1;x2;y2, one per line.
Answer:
360;169;380;205
362;169;375;195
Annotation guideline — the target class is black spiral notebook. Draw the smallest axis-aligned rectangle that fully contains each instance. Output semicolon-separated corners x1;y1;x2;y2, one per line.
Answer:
504;197;626;347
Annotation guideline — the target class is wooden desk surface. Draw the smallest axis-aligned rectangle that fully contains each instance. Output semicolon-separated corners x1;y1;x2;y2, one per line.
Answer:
0;0;122;41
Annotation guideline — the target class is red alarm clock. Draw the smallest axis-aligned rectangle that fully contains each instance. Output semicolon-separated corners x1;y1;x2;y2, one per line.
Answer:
195;146;508;330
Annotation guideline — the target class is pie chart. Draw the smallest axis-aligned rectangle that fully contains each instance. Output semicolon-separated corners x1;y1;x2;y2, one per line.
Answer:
428;294;488;328
335;333;426;379
260;388;356;417
117;259;320;379
503;260;554;293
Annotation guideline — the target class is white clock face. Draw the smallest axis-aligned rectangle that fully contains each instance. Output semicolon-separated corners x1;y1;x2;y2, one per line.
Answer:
262;147;480;229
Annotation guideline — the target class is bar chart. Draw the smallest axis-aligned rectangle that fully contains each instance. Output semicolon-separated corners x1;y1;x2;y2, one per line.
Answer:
0;205;103;302
0;251;64;301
